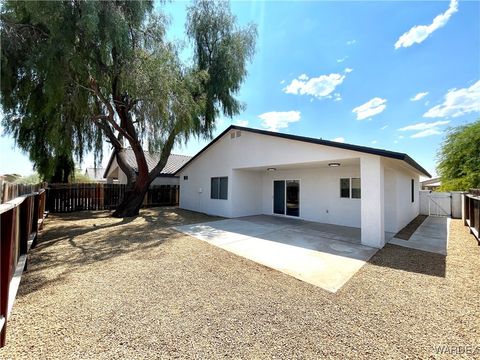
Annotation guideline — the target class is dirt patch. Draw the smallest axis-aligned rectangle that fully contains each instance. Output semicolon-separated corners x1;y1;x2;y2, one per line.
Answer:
1;208;479;359
394;214;428;240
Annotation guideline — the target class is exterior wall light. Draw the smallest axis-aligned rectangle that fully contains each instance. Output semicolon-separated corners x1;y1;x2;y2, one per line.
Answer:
267;167;277;171
328;163;341;167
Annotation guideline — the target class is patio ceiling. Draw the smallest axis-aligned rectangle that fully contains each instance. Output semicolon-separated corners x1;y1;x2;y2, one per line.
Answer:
233;157;360;172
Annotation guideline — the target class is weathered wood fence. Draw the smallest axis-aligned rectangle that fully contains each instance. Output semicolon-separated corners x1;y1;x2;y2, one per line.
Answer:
0;180;47;204
464;189;480;245
46;183;179;213
0;188;47;347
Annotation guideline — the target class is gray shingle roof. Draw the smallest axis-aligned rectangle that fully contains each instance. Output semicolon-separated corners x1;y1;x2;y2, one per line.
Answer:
111;149;191;176
175;125;431;178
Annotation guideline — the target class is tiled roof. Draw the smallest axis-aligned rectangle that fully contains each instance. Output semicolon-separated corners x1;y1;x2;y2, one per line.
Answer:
106;149;191;177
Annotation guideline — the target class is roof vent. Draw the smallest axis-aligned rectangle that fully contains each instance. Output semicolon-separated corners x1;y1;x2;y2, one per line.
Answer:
230;132;236;139
236;130;242;137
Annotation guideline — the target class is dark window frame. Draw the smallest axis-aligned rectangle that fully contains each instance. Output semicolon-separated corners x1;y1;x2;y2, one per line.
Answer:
411;179;414;203
351;177;361;199
340;177;361;199
340;178;350;198
211;176;228;200
183;175;188;180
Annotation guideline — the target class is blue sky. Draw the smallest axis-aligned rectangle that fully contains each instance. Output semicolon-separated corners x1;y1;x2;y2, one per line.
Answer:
1;0;479;177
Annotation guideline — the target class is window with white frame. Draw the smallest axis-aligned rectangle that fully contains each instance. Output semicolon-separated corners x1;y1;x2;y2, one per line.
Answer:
340;178;361;199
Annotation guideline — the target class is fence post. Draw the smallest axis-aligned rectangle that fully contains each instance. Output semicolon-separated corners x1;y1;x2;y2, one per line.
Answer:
0;208;15;347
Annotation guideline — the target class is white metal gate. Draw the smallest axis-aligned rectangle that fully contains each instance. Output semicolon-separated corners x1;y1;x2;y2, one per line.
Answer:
427;192;451;217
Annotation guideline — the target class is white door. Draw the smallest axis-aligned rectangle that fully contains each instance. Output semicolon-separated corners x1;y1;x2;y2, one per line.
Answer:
427;192;451;217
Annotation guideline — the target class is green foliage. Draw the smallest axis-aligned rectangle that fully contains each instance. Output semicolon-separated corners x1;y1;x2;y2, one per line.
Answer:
14;172;41;184
1;173;22;182
70;169;94;184
1;0;256;197
187;0;256;137
437;120;480;191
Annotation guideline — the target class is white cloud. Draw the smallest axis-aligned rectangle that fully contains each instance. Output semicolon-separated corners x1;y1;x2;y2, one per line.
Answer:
333;93;342;101
398;120;450;138
411;92;429;101
234;120;249;127
395;0;458;49
280;80;285;84
337;56;348;63
411;128;443;138
344;67;353;73
423;80;480;118
346;40;356;45
394;140;399;144
352;97;387;120
283;71;347;99
332;137;345;143
398;120;449;131
371;140;378;144
258;111;301;132
381;125;388;130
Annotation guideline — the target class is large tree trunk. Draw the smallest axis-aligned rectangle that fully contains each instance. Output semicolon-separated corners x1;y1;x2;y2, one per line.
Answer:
112;174;152;218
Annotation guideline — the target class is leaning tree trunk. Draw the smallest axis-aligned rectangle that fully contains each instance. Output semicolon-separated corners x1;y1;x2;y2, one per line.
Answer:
112;174;152;218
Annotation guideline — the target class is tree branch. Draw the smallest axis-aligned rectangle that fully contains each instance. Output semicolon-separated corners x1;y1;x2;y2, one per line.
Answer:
148;128;177;182
89;77;136;144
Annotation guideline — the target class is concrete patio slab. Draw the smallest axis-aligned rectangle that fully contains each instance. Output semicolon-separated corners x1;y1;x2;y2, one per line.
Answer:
389;216;449;255
174;216;378;292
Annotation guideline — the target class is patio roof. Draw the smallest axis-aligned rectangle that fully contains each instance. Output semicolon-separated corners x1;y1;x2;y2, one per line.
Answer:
175;125;432;177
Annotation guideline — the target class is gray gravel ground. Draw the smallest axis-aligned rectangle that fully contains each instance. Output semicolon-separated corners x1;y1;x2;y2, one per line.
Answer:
1;208;479;359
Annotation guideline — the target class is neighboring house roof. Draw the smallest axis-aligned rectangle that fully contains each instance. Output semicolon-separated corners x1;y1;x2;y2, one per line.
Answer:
104;149;192;178
85;167;106;181
175;125;432;178
421;177;441;187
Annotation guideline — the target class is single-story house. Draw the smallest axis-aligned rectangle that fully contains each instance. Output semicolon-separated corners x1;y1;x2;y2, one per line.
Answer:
421;177;441;191
103;148;191;186
175;125;431;249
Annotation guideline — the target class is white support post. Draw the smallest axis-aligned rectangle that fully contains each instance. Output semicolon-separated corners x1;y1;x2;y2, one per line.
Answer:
360;156;385;248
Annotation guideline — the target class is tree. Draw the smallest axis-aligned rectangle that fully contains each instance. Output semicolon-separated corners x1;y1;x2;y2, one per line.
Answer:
437;120;480;191
14;173;40;185
1;0;256;217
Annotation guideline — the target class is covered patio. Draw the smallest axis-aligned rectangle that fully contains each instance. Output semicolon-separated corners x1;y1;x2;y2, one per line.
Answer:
231;155;392;249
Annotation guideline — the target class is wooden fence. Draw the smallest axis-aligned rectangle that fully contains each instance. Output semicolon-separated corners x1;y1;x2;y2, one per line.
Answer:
464;189;480;245
0;180;47;204
0;188;47;347
46;183;179;213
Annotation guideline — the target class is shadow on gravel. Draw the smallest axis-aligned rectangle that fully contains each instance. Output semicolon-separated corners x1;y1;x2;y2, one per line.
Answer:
368;243;446;278
18;207;219;297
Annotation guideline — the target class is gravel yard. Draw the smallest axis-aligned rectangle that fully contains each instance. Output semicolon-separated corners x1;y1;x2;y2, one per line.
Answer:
1;208;479;359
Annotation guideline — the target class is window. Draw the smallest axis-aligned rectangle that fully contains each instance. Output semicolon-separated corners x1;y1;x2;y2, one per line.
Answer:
340;178;361;199
211;177;228;200
340;178;350;198
351;178;361;199
411;179;414;203
183;175;188;180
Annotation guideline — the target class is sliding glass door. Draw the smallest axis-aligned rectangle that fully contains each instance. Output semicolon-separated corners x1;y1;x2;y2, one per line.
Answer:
273;180;300;217
286;180;300;216
273;180;285;215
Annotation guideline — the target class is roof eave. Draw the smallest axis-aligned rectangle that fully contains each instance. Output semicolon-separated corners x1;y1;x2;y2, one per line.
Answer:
175;125;432;178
